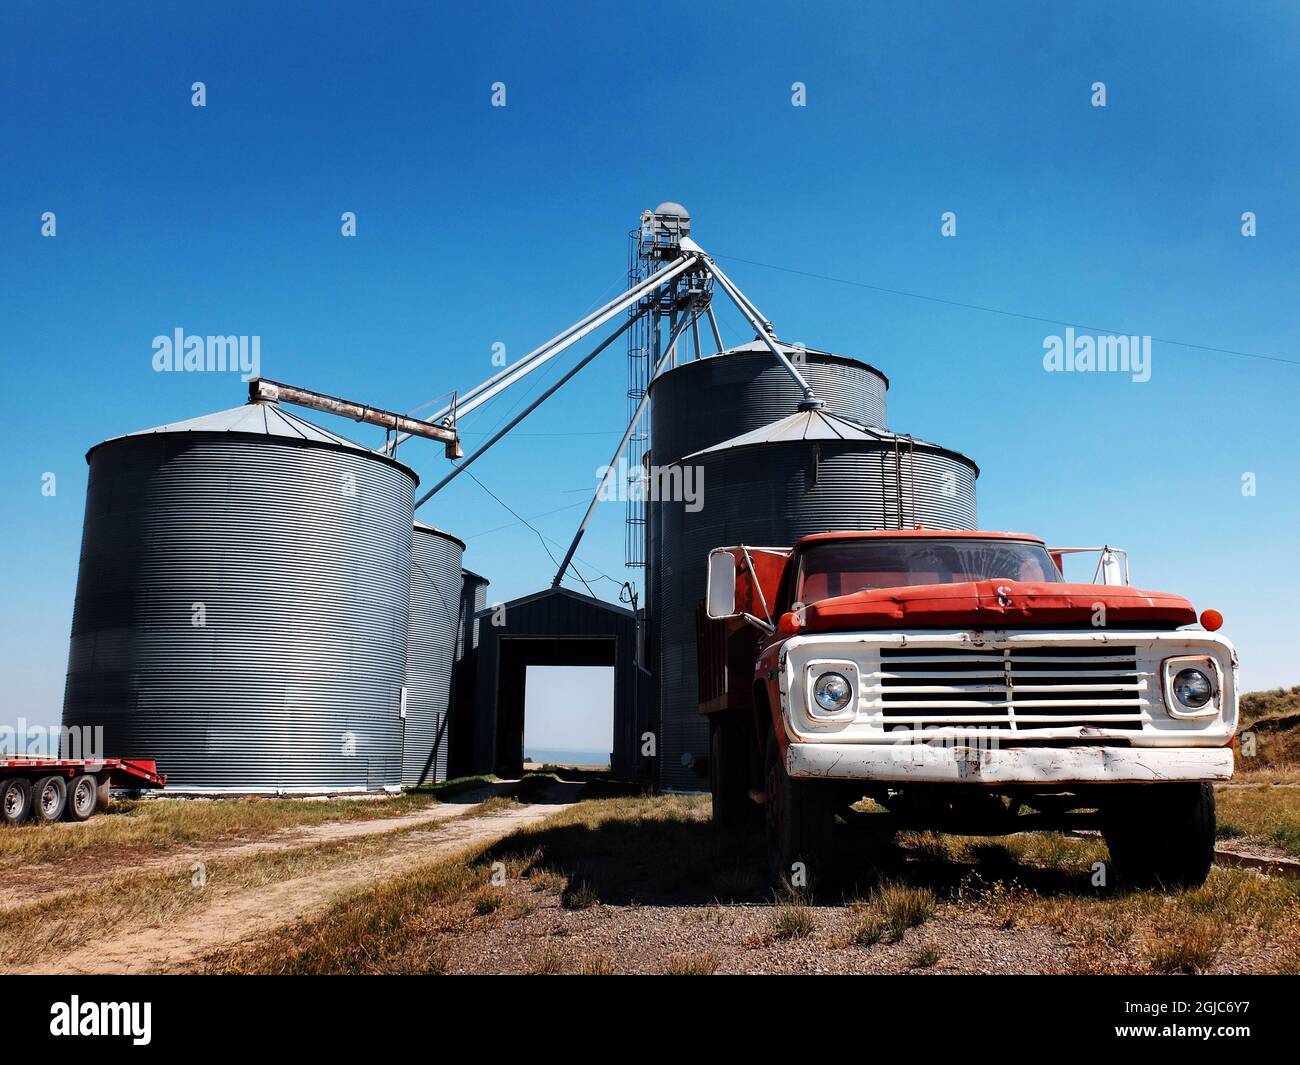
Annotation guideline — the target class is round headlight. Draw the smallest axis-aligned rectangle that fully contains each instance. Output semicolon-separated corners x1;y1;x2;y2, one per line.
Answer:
813;671;853;713
1173;668;1213;709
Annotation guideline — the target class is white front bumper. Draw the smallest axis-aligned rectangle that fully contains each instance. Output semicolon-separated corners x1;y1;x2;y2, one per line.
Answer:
786;742;1234;785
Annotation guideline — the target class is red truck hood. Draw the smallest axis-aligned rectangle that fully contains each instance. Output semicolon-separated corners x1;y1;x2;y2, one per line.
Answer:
800;579;1196;632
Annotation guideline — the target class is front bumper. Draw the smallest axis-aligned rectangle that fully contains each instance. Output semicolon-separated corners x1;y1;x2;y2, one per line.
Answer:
786;742;1234;785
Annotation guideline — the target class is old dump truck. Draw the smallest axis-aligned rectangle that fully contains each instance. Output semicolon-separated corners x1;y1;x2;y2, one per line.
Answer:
700;530;1237;890
1;758;166;825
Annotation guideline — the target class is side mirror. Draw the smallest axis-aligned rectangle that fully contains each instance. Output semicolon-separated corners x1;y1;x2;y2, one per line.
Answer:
1099;549;1125;586
706;549;738;618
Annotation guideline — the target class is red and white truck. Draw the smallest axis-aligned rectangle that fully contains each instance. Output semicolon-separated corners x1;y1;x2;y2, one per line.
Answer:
1;758;166;825
699;530;1237;890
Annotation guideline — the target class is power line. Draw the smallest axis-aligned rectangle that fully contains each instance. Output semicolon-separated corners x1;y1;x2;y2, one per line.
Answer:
462;474;619;598
714;252;1300;368
464;500;587;538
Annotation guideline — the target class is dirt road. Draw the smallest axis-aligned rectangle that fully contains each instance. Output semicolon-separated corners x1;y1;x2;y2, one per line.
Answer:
6;782;580;975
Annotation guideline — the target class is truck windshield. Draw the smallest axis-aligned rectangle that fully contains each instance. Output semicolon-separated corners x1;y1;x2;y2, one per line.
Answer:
795;538;1063;604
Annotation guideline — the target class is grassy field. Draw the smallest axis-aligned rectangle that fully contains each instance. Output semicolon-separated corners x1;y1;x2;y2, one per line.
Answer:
1216;783;1300;858
1239;686;1300;772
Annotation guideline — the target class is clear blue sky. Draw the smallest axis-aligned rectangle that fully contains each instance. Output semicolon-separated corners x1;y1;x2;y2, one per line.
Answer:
3;2;1298;747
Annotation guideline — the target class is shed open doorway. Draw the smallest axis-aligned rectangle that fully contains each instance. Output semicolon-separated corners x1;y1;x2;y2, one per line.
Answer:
523;665;614;768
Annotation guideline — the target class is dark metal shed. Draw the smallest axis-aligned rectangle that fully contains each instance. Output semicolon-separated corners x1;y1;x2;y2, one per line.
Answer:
470;587;646;781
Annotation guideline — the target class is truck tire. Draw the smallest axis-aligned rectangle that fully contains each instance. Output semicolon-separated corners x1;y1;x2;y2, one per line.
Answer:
67;774;98;822
31;775;68;825
1102;782;1216;889
1;777;33;826
709;715;752;828
764;728;834;893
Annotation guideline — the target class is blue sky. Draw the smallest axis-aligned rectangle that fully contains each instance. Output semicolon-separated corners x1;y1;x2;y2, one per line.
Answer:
3;1;1298;747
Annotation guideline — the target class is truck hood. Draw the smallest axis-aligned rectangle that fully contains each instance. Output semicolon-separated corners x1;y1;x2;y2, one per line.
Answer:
799;579;1197;632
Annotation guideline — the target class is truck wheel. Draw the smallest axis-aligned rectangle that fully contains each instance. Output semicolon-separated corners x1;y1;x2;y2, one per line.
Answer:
96;775;112;812
67;774;98;822
1;778;33;826
31;775;68;825
764;728;833;893
1102;782;1216;889
710;715;752;827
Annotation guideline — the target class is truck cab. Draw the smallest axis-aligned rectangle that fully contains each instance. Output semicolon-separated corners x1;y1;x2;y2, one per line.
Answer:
701;530;1237;891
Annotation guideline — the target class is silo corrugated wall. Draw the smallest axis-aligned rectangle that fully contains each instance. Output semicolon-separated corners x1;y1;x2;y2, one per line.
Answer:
403;524;466;786
448;571;489;779
654;438;979;791
647;349;888;468
61;415;416;792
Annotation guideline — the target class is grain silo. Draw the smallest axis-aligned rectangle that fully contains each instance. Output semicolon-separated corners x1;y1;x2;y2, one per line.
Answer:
61;401;417;792
646;342;888;467
447;569;490;779
643;344;895;791
402;522;466;786
652;409;979;791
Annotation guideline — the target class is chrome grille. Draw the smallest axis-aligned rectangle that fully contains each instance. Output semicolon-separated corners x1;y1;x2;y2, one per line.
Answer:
873;645;1147;731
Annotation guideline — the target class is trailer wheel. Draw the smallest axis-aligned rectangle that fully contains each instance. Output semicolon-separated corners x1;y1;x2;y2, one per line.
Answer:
1;777;33;826
67;774;98;822
764;728;833;894
1102;782;1216;889
96;775;112;812
32;775;68;825
709;714;753;828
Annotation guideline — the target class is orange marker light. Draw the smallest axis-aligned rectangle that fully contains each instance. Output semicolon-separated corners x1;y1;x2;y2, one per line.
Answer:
778;611;803;634
1200;608;1223;632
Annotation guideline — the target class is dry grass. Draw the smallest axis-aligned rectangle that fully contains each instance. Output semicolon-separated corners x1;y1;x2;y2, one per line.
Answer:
578;953;614;975
767;904;816;940
464;796;522;818
1147;918;1222;974
906;944;941;969
0;791;442;870
666;951;719;975
527;945;565;975
874;883;937;941
839;908;886;947
1215;781;1300;857
0;818;446;968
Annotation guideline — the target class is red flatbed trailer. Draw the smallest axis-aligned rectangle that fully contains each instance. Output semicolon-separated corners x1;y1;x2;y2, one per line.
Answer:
1;758;166;825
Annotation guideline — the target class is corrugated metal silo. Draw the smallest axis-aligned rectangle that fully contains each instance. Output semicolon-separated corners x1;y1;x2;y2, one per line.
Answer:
448;569;490;779
647;342;888;467
653;409;979;791
403;522;466;786
61;401;417;792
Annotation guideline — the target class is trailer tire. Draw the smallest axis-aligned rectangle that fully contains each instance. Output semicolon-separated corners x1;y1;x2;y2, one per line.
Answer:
764;728;834;895
710;714;753;828
96;775;112;812
1102;782;1215;890
32;775;68;825
67;774;98;822
2;777;33;826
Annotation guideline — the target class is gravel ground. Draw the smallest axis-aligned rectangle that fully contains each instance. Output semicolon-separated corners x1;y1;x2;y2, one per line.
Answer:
439;881;1074;975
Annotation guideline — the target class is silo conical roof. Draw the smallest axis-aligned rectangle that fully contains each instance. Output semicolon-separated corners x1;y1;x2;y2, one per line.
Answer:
88;401;418;479
682;408;977;472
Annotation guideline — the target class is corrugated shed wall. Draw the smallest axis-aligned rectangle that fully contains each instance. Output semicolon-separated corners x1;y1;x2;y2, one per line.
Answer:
61;429;416;792
403;525;465;785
